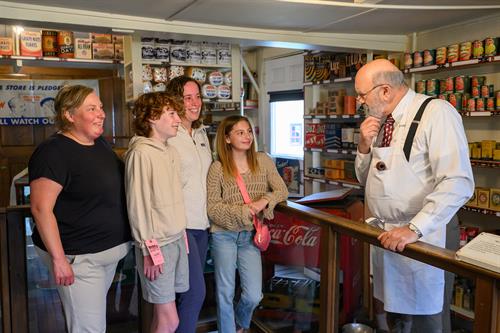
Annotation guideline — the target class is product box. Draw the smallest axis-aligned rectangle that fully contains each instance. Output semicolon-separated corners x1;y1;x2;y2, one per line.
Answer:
74;38;92;59
91;33;112;44
113;35;124;44
466;188;478;207
19;31;42;57
0;37;13;56
92;43;114;59
305;123;325;149
324;123;342;149
490;188;500;212
304;54;316;82
344;160;356;181
114;43;123;60
476;188;490;209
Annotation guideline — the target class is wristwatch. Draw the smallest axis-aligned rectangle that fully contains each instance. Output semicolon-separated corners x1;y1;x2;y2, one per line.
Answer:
408;223;423;239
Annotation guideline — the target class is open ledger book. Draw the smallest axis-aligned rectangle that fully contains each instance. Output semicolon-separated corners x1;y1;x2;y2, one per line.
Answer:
455;232;500;273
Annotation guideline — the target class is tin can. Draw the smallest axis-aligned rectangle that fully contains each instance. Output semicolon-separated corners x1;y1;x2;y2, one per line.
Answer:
413;51;423;68
436;46;447;65
445;77;454;93
471;86;480;98
423;49;435;66
450;93;463;111
439;79;447;94
459;41;472;61
476;98;485;111
489;84;495;97
484;37;498;57
486;97;495;111
438;94;447;100
426;79;438;96
404;52;413;69
467;98;475;112
472;40;484;59
416;80;426;94
447;44;459;63
455;76;465;93
460;227;468;247
481;85;490;98
470;76;485;88
496;91;500;110
42;30;58;57
57;31;74;58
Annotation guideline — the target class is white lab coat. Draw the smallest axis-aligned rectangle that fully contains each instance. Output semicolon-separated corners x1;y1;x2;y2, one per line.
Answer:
355;90;474;315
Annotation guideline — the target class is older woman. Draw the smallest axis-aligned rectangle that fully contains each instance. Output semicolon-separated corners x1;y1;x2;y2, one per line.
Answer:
29;84;131;333
166;76;212;333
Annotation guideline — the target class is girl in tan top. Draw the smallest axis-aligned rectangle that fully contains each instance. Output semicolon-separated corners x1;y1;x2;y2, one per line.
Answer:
207;115;288;333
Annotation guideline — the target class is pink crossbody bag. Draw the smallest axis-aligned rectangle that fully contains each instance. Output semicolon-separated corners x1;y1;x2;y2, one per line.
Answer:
235;172;271;251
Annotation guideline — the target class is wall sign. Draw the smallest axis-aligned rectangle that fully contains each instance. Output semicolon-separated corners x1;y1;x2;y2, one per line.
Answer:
0;79;99;126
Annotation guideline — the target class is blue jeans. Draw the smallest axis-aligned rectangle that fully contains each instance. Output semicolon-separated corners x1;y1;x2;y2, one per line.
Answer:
176;229;209;333
211;231;262;333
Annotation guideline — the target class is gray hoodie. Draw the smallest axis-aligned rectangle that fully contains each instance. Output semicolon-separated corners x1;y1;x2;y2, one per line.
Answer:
125;135;187;255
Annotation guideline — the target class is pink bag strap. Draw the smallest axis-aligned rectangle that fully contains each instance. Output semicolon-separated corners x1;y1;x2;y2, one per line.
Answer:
235;172;258;228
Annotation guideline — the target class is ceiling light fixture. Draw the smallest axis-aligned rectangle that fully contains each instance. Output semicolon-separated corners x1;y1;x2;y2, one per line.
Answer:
111;28;135;34
276;0;500;10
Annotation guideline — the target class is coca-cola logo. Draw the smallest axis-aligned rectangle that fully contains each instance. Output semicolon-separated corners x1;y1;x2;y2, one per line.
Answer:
270;224;320;247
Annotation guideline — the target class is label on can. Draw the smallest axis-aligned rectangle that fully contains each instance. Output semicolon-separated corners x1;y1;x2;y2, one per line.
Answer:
467;98;475;112
449;93;462;111
413;51;423;68
404;52;413;69
439;79;447;94
481;85;490;98
470;76;485;88
486;97;495;111
426;79;438;96
472;40;484;59
471;86;480;98
484;37;498;57
416;80;426;94
447;44;459;63
438;94;447;100
445;77;454;93
423;49;435;66
459;41;472;61
476;98;484;111
436;46;447;65
455;76;465;92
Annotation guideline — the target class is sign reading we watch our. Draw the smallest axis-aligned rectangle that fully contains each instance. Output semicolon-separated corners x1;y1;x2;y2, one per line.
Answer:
0;79;99;126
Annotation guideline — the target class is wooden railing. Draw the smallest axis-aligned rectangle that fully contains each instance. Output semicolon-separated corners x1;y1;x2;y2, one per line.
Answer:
2;203;499;333
275;201;499;333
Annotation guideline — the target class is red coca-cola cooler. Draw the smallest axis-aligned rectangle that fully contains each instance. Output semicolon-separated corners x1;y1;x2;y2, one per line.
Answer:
264;189;364;325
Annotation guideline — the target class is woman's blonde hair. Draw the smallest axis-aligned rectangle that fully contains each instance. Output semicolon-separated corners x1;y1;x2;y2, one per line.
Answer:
54;85;94;131
215;115;258;179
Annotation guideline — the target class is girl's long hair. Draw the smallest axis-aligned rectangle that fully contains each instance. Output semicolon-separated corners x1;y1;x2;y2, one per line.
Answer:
215;115;258;179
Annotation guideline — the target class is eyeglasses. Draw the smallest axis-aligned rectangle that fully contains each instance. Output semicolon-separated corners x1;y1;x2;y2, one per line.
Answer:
356;83;387;101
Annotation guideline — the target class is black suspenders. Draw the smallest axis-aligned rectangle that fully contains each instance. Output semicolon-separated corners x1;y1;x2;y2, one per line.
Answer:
403;97;435;161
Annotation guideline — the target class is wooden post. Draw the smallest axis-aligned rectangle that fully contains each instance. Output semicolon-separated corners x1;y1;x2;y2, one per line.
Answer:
320;224;340;333
0;209;12;333
474;276;498;333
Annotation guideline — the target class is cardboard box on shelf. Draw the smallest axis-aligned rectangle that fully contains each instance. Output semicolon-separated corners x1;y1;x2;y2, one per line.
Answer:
489;188;500;212
476;188;490;209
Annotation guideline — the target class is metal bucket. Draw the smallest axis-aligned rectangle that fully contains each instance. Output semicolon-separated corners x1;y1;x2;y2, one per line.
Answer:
342;322;374;333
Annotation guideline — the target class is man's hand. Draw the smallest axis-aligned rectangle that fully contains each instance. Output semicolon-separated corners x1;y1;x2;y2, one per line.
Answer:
378;226;419;252
143;255;164;281
358;116;382;153
52;257;75;286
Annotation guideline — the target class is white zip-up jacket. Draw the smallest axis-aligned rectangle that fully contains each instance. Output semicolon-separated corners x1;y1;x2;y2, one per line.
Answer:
168;125;212;230
125;136;187;255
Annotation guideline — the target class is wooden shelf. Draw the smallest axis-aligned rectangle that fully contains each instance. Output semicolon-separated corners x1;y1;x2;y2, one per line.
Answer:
141;59;229;68
404;55;500;75
1;55;122;64
304;114;363;122
470;159;500;168
460;111;500;117
461;205;500;217
304;176;363;189
450;304;475;320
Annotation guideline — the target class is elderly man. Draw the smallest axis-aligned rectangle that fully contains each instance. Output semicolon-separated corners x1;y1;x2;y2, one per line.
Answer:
354;59;474;332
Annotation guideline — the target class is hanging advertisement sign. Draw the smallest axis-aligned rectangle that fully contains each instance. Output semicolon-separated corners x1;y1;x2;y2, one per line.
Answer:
0;79;99;126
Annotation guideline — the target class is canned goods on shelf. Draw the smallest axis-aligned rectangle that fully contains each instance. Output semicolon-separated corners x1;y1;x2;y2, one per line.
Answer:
480;85;490;98
436;46;447;65
445;77;454;93
449;93;462;111
484;37;498;57
423;49;435;66
447;44;459;63
438;94;447;100
454;76;465;93
471;86;480;98
486;97;495;111
472;40;484;59
404;52;413;69
470;76;485;88
496;91;500;110
459;41;472;61
467;97;476;112
426;79;438;96
476;98;485;111
413;51;423;68
416;80;426;94
439;79;447;94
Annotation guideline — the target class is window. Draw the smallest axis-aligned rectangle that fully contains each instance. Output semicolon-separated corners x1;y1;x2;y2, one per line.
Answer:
269;90;304;159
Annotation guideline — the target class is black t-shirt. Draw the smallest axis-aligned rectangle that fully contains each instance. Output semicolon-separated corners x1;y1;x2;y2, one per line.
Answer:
29;134;131;255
